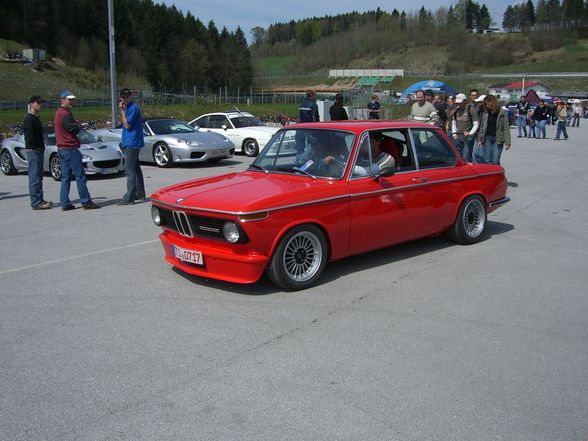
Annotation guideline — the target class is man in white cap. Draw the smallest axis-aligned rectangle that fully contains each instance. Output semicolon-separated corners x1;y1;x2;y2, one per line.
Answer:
54;90;100;211
451;93;479;162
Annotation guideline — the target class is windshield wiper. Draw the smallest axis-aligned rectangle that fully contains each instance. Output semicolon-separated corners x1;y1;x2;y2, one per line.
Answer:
292;166;317;180
248;164;269;173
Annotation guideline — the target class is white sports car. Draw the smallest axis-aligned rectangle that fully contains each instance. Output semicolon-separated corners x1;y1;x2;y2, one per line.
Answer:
1;128;125;180
188;111;279;157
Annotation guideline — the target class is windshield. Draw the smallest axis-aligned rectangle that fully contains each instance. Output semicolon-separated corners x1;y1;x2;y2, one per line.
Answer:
44;128;97;146
147;120;195;135
252;128;355;179
230;116;265;128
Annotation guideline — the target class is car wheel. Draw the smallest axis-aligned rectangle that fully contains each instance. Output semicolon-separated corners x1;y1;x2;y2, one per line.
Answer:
243;138;259;157
449;195;487;244
1;149;18;175
153;143;173;168
266;225;328;291
49;154;62;181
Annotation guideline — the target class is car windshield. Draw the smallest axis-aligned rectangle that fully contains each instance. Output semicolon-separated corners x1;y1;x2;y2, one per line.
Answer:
43;129;96;146
251;128;355;179
147;120;194;135
230;116;265;128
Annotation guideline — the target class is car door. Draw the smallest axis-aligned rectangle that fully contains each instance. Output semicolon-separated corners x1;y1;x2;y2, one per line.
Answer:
408;127;467;232
347;130;432;254
138;122;155;162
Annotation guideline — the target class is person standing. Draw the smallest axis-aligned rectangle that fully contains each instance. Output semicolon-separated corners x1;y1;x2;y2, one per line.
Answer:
23;95;52;210
477;95;511;165
367;94;381;119
571;101;582;127
54;90;100;211
515;95;530;138
554;100;569;141
117;88;145;205
532;100;549;139
410;90;439;125
298;89;319;123
451;93;479;162
329;93;348;121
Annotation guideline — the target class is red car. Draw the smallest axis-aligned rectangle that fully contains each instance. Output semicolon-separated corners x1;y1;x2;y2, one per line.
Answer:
151;121;509;290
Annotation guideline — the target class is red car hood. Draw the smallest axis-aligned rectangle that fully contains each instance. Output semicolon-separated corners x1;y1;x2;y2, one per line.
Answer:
151;171;346;214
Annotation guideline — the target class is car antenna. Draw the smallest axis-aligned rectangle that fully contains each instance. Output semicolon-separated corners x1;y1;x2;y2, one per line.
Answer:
233;104;244;115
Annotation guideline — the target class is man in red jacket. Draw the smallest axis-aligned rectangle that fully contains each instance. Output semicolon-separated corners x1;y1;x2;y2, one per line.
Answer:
54;90;100;211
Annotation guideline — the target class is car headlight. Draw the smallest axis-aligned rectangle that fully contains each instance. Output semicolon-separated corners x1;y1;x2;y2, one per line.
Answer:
177;138;193;145
117;150;123;158
82;154;92;161
151;206;162;226
223;222;240;243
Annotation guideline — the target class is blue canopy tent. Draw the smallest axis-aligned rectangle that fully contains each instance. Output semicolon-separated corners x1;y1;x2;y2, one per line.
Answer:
401;80;457;97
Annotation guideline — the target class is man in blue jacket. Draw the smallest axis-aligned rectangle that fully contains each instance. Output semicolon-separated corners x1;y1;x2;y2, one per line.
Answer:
117;88;146;205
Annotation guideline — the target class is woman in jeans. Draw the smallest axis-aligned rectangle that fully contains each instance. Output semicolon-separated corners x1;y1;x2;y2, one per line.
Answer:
532;100;550;139
476;95;511;165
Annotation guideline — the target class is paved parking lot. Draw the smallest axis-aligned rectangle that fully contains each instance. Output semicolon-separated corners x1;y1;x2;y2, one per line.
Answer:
1;126;588;441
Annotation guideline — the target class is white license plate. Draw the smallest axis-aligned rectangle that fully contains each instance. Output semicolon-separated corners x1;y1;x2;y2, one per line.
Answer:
173;245;203;265
101;167;118;175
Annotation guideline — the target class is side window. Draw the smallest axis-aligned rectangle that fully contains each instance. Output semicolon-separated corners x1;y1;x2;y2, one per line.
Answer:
351;135;373;178
208;115;228;129
192;116;208;128
411;129;457;169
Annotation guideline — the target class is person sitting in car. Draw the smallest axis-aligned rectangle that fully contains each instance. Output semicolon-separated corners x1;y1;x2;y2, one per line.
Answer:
303;134;347;178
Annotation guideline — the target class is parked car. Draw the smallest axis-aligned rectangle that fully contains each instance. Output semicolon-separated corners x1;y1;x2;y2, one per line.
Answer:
92;118;235;168
188;111;279;157
1;128;125;180
150;121;509;290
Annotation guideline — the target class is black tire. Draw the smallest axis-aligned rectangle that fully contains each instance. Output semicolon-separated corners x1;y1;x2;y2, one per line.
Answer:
243;138;259;157
153;142;173;168
0;149;18;175
49;153;62;181
448;195;487;244
266;224;328;290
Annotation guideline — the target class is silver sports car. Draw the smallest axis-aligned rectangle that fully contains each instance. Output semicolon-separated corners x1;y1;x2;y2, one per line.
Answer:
1;128;125;180
92;118;235;168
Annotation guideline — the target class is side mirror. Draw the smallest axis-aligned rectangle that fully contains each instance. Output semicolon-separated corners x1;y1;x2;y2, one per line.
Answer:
373;167;395;181
221;124;228;131
96;136;103;142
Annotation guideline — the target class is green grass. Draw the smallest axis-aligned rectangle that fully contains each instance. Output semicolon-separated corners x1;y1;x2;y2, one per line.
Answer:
253;56;297;76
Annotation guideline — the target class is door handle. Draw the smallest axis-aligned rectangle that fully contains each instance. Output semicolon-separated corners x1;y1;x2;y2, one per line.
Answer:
412;177;428;183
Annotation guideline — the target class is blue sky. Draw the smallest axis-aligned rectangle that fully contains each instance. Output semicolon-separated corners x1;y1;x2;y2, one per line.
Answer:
163;0;516;37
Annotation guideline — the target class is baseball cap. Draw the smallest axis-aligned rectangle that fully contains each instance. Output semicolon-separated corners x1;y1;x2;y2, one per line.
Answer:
120;87;132;98
29;95;46;103
474;94;486;102
60;90;76;99
455;93;467;104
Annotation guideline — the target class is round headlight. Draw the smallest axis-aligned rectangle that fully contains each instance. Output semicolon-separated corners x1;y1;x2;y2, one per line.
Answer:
223;222;240;243
151;206;162;226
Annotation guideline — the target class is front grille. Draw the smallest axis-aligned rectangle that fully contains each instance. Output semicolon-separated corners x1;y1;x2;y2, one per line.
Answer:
190;152;205;159
158;207;225;240
94;159;121;168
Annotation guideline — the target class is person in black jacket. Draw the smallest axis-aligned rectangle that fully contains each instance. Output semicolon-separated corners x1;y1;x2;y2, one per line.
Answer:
23;95;52;210
329;93;348;121
532;100;550;139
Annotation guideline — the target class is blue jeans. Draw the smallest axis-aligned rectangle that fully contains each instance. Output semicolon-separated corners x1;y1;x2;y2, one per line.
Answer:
453;135;474;162
555;121;568;140
59;149;92;207
517;115;527;137
27;149;45;208
122;148;145;202
483;136;502;164
472;139;487;163
538;120;548;138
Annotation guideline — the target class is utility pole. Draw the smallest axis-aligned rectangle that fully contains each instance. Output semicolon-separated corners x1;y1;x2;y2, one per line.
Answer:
107;0;117;127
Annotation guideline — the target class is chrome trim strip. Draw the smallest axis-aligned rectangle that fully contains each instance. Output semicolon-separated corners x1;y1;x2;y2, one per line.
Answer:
154;171;506;216
489;196;510;207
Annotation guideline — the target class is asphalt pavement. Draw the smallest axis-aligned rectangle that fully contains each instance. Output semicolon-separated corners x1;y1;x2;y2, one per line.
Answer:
1;123;587;441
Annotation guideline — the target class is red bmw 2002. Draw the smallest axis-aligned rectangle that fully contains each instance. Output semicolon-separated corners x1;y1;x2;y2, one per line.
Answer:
150;121;509;290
